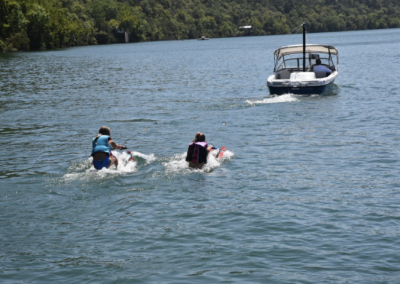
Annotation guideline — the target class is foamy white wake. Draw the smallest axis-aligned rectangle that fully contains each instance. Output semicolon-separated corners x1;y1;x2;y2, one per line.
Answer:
246;94;300;105
162;149;234;173
64;150;155;180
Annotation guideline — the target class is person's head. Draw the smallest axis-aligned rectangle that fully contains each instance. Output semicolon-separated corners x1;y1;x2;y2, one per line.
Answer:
316;58;321;65
198;134;206;142
99;126;111;136
193;132;202;142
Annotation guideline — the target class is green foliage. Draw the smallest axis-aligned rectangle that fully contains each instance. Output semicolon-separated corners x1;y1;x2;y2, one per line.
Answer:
26;4;50;50
1;0;400;51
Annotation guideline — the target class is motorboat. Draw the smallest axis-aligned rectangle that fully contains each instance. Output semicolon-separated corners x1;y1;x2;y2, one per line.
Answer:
197;36;210;40
267;22;339;95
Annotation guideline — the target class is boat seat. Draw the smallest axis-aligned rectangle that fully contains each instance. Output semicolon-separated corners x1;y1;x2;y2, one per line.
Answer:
314;71;328;78
276;70;291;79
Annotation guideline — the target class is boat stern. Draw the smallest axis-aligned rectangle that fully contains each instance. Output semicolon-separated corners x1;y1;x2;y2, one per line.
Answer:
267;71;338;95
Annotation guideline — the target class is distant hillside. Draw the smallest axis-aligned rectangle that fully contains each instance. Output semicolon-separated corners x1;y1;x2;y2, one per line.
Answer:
1;0;400;51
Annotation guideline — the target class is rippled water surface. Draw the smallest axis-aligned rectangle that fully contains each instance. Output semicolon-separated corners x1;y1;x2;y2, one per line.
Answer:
2;29;400;283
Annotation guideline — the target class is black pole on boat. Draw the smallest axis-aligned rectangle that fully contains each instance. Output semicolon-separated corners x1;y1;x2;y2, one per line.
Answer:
303;20;306;72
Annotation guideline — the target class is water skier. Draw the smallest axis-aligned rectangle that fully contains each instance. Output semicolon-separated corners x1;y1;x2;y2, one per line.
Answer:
91;126;126;170
186;132;213;169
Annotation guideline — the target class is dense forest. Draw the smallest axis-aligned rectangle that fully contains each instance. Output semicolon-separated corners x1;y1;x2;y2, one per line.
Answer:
1;0;400;51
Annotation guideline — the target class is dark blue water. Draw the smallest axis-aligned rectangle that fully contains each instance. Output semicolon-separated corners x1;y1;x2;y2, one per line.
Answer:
1;28;400;283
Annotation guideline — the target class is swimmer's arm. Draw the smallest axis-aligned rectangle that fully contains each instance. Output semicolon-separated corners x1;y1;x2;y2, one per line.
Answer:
109;140;126;150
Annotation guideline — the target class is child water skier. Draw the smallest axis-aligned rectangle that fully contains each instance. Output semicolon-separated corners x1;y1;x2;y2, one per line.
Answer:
91;126;126;170
185;132;213;169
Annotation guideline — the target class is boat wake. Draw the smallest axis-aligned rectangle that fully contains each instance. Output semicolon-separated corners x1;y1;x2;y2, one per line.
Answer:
246;94;300;105
64;150;156;180
162;149;234;174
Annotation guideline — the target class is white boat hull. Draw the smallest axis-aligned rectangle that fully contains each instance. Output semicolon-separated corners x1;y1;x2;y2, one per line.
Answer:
267;71;338;95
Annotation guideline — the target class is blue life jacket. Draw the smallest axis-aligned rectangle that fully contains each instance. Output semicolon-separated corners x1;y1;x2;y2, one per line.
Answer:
92;135;111;156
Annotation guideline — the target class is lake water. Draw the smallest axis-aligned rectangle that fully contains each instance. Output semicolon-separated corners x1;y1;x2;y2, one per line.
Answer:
1;28;400;283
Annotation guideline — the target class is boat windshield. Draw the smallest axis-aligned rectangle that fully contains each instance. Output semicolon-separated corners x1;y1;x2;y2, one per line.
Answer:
275;53;336;72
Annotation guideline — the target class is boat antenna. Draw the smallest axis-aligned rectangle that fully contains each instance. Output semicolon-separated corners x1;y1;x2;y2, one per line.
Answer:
303;20;306;72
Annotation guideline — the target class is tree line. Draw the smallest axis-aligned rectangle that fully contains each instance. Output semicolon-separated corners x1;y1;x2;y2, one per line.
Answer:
1;0;400;51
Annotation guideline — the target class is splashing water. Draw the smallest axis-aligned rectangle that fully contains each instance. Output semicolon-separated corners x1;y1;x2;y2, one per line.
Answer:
246;94;301;105
64;150;155;180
